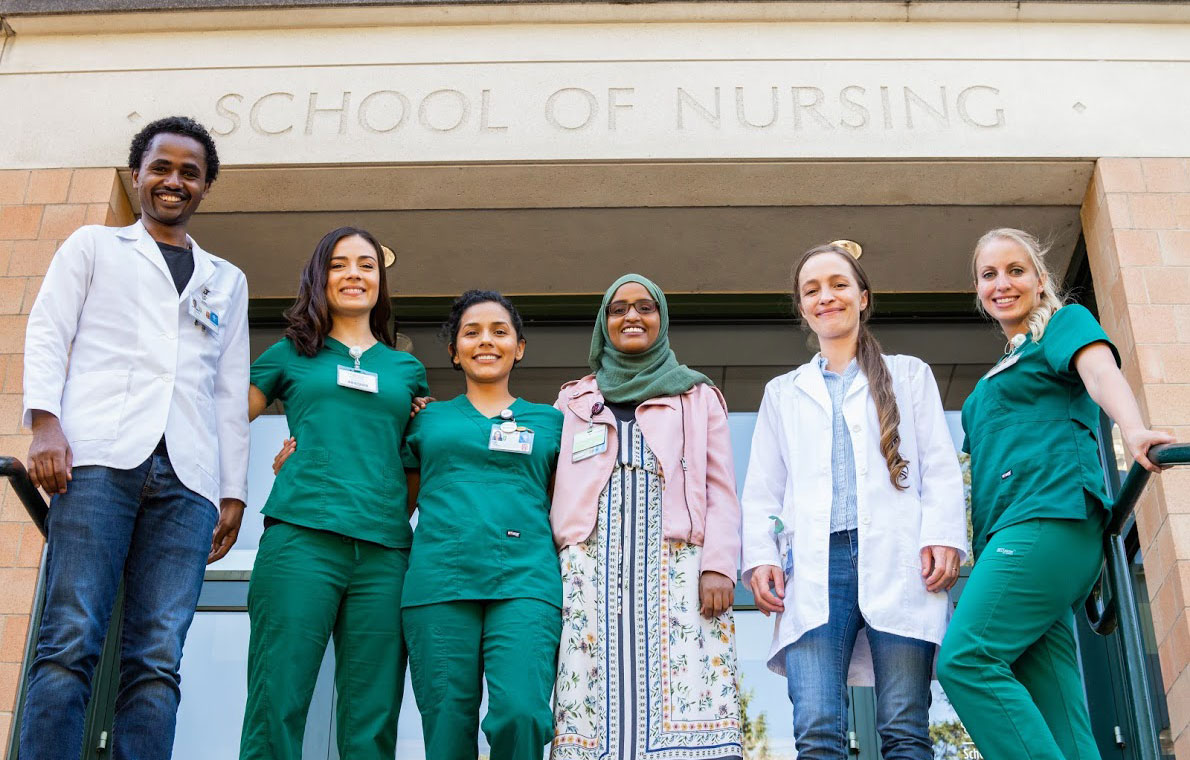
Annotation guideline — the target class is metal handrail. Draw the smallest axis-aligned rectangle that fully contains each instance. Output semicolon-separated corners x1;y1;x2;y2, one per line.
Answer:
0;456;47;537
1084;442;1190;760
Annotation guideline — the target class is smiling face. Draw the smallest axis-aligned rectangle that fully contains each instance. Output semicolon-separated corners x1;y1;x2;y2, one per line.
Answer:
974;236;1045;337
797;251;869;343
606;282;661;354
324;235;381;319
131;132;210;230
451;300;525;384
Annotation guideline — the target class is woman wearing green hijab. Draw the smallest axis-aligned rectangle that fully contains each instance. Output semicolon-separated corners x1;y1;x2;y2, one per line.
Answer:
549;274;744;760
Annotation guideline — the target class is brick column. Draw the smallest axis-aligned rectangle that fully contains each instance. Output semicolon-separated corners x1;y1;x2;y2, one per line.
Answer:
1082;158;1190;757
0;168;133;750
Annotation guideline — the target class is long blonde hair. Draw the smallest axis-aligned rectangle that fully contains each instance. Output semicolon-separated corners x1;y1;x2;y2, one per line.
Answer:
972;228;1066;341
793;244;909;491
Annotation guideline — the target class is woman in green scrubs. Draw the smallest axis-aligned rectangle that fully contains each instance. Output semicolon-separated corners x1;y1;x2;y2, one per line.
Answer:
401;290;563;760
937;228;1173;760
239;227;429;760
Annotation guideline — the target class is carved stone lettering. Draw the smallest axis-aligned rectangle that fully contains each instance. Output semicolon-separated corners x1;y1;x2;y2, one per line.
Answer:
735;86;778;129
676;87;721;129
358;90;410;134
418;89;470;132
249;91;294;136
608;88;634;131
904;86;948;129
957;85;1005;128
306;91;351;135
791;86;834;130
545;88;598;130
209;82;1007;140
480;89;508;132
212;93;242;136
839;85;869;129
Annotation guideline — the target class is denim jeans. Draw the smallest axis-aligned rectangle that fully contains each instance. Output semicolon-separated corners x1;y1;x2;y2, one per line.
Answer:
783;529;935;760
20;442;216;760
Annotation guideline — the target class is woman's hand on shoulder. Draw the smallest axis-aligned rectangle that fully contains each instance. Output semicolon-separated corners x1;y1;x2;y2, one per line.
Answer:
1122;426;1176;473
272;437;296;476
747;565;785;616
699;570;736;619
410;396;436;418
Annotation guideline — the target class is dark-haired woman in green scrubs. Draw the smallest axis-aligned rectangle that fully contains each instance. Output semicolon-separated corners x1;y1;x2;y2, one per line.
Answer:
240;227;428;760
937;228;1173;760
401;290;563;760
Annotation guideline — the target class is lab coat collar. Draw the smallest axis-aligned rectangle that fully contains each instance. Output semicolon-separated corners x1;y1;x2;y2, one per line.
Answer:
117;220;214;302
791;356;832;413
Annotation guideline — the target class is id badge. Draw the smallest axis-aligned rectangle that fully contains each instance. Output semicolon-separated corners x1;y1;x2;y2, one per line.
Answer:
337;365;379;393
572;425;608;463
983;352;1021;380
188;287;221;335
490;424;534;455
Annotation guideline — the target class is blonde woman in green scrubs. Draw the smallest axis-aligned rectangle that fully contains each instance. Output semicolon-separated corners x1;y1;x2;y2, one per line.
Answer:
937;228;1173;760
401;290;563;760
240;227;429;760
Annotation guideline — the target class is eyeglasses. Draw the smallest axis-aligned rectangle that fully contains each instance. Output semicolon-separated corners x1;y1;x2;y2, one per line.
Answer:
606;299;659;317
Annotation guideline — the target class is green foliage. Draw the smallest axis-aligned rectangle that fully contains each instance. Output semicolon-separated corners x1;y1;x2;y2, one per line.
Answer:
739;676;772;760
931;718;981;760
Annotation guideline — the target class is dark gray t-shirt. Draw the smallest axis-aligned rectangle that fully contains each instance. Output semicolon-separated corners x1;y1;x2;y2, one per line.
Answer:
156;242;194;295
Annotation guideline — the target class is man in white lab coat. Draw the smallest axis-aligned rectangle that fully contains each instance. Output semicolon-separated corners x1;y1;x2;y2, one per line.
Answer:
19;116;250;760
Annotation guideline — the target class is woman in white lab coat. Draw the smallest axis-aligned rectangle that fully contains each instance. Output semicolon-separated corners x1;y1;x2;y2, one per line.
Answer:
740;243;968;760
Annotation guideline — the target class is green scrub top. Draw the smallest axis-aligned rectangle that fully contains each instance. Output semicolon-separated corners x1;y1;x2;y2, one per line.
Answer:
250;337;429;548
401;395;564;610
961;304;1120;558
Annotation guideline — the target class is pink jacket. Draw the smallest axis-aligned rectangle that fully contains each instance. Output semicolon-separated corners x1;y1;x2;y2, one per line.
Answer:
550;375;741;582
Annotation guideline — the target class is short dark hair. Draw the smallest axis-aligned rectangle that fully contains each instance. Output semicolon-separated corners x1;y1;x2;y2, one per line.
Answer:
284;227;395;358
128;116;220;183
441;290;525;371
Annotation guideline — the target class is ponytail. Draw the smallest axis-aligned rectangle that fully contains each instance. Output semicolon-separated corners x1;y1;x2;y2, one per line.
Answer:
857;325;909;490
793;244;909;490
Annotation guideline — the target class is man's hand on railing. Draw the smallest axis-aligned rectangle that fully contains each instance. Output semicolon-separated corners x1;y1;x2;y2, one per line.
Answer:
0;456;49;537
28;410;72;496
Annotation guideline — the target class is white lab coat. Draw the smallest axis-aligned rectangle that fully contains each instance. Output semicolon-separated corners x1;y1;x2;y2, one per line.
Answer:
740;353;968;683
22;221;250;510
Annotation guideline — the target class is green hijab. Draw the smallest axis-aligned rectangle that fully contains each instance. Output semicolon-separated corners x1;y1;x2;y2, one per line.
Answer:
589;274;714;403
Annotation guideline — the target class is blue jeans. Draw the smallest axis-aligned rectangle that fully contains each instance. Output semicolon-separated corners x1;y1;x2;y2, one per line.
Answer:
783;530;935;760
20;443;216;760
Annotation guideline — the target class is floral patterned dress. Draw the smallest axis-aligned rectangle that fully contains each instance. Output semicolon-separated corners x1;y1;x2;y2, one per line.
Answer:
552;417;743;760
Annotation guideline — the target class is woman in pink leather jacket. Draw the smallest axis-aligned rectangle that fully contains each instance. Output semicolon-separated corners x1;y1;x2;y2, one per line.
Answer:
549;273;743;760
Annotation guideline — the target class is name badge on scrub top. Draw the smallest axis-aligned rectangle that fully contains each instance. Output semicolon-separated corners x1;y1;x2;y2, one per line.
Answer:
572;425;608;462
337;365;379;393
983;351;1022;380
188;287;220;335
490;425;534;455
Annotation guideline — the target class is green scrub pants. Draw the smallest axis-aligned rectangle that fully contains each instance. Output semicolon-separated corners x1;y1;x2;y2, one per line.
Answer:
937;517;1105;760
239;522;409;760
403;598;562;760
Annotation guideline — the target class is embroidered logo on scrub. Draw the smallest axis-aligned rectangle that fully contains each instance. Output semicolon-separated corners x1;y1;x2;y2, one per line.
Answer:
506;530;520;538
1001;470;1013;479
996;547;1016;556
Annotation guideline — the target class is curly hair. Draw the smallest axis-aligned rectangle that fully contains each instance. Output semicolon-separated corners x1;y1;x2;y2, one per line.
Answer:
440;290;525;372
128;116;220;183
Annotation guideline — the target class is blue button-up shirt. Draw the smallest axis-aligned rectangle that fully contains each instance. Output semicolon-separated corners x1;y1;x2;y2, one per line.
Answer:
819;356;860;532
